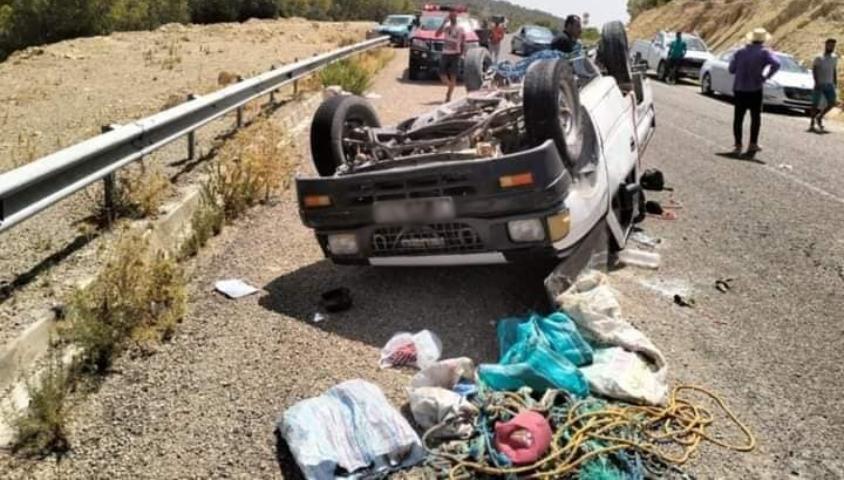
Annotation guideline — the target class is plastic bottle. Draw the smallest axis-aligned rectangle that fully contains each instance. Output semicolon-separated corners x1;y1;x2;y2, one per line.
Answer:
618;249;661;270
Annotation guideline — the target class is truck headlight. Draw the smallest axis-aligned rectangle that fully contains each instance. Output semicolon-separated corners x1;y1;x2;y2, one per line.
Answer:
507;219;546;243
412;38;429;50
327;234;360;255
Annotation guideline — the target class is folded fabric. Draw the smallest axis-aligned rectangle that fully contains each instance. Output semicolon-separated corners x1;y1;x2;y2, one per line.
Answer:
478;312;592;396
279;380;425;480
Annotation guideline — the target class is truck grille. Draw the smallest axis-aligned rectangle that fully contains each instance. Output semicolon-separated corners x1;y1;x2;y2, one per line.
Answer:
785;87;813;102
432;41;444;52
346;172;476;206
371;223;484;256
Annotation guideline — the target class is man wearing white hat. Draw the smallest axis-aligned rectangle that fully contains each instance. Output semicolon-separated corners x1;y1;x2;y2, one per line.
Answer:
729;28;781;155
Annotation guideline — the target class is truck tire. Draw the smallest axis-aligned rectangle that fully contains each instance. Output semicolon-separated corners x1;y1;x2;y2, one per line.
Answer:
599;21;632;88
310;95;381;177
657;61;667;82
464;47;492;92
408;60;421;80
524;59;584;171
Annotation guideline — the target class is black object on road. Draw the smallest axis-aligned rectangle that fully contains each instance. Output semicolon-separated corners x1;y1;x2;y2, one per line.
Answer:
645;200;663;215
673;294;696;308
321;288;353;313
641;169;666;191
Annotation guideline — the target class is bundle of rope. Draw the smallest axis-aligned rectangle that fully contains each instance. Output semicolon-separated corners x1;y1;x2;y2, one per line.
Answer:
421;385;756;479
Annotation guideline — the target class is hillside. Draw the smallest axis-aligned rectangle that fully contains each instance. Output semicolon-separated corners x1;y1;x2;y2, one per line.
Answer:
628;0;844;68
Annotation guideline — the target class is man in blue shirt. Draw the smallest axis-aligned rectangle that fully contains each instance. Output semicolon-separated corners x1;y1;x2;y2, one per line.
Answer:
666;32;687;84
729;28;781;155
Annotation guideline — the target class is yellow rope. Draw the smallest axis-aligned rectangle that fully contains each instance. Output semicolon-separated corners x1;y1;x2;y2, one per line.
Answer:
423;385;757;479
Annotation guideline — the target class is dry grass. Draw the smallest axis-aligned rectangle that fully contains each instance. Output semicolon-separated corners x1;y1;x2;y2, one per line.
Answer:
87;164;171;226
9;347;71;458
63;233;186;374
320;47;394;95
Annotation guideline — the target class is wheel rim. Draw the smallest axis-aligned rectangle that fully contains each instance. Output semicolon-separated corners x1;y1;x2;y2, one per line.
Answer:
703;75;710;93
558;84;578;147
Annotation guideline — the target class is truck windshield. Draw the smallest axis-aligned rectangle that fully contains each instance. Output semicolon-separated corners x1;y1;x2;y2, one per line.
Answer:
418;15;474;31
384;16;412;25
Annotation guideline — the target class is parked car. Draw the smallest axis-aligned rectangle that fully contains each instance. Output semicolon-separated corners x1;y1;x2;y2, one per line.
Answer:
368;14;417;47
408;4;481;80
630;31;715;82
296;22;656;267
700;49;816;113
511;25;555;56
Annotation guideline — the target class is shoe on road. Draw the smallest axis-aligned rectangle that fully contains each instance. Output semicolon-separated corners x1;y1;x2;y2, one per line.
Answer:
746;144;762;155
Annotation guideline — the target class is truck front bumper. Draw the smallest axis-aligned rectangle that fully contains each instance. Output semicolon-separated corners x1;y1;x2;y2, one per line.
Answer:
296;141;594;266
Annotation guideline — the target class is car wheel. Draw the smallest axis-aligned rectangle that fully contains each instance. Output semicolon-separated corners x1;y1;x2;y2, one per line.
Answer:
598;21;633;88
657;61;667;82
310;95;381;177
701;73;713;95
408;60;421;81
524;59;584;171
464;47;492;92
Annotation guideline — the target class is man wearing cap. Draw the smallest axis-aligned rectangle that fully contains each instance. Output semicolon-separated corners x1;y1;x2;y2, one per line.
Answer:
809;38;838;132
729;28;781;155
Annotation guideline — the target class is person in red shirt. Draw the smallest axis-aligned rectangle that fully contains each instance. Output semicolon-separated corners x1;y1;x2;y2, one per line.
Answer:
489;19;507;63
436;9;466;103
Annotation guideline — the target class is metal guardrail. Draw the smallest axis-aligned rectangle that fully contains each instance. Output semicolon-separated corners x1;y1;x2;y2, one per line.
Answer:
0;36;389;234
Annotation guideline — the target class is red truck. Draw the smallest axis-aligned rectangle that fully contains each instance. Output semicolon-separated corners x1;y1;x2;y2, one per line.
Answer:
408;4;482;80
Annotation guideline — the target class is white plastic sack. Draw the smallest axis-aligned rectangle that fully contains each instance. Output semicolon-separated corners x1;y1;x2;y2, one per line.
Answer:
410;357;475;390
556;270;668;405
408;387;478;439
581;347;668;406
379;330;443;370
280;380;425;480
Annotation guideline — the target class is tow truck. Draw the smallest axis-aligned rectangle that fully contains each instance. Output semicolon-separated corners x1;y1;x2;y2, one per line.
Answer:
408;4;481;80
296;22;656;267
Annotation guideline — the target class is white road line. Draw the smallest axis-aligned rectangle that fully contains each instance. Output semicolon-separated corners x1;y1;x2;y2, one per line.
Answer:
662;122;844;205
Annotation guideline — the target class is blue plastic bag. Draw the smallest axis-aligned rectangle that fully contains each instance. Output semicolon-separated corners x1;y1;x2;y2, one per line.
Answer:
479;312;592;396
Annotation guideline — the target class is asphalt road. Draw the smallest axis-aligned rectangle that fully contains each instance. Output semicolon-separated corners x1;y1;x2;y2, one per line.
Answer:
4;49;843;479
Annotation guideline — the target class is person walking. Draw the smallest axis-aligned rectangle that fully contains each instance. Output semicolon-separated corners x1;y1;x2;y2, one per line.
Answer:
729;28;781;155
666;32;687;84
809;38;838;132
551;15;583;56
436;8;466;103
489;19;506;63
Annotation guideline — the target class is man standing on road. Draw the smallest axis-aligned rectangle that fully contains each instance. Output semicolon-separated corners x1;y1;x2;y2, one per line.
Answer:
729;28;781;155
666;32;687;84
551;15;583;56
809;38;838;132
437;8;466;103
489;19;506;63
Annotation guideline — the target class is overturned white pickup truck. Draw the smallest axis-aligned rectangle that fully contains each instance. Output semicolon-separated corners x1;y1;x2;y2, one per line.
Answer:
296;21;656;267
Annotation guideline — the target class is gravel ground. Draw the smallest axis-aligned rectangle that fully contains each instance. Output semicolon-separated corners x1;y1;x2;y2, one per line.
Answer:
2;49;844;478
0;19;372;347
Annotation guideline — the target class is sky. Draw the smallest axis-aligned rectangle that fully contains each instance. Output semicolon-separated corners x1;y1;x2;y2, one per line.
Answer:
509;0;630;27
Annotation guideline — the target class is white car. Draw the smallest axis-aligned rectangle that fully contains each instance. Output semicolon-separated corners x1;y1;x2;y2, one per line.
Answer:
700;49;816;112
630;31;715;82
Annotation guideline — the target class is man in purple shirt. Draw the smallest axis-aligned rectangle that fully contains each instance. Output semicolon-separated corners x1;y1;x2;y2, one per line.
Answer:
729;28;781;155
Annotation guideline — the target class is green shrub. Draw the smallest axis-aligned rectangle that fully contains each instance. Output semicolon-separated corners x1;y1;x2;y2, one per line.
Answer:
320;59;372;95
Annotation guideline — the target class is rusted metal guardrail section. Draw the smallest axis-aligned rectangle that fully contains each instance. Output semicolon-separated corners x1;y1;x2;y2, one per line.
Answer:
0;36;389;234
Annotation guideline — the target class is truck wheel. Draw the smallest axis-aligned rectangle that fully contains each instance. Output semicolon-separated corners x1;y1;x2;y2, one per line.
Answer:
408;60;421;80
701;73;713;95
598;21;632;88
524;59;584;171
310;95;381;177
464;47;492;92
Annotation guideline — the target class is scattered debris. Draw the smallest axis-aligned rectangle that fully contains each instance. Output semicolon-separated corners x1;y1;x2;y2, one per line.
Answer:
409;387;477;439
279;380;425;480
645;200;664;215
364;92;382;99
715;278;735;293
673;294;696;308
778;163;794;171
410;358;475;390
629;230;661;249
320;287;352;313
312;312;326;323
641;168;666;191
214;279;259;299
617;249;661;270
379;330;442;370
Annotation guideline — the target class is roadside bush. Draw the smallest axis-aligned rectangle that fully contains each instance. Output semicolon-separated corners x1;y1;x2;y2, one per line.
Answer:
10;348;71;458
320;59;372;95
64;234;186;373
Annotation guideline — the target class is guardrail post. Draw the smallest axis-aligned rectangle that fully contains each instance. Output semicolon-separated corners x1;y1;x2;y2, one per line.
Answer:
186;94;197;160
293;58;300;95
236;76;244;128
269;66;277;104
101;124;119;224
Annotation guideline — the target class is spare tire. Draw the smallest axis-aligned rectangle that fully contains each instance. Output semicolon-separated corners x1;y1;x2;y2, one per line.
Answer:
524;59;584;170
310;95;381;177
464;47;492;92
599;20;633;88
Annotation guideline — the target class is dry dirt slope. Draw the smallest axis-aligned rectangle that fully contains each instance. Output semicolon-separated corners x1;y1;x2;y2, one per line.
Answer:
628;0;844;77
